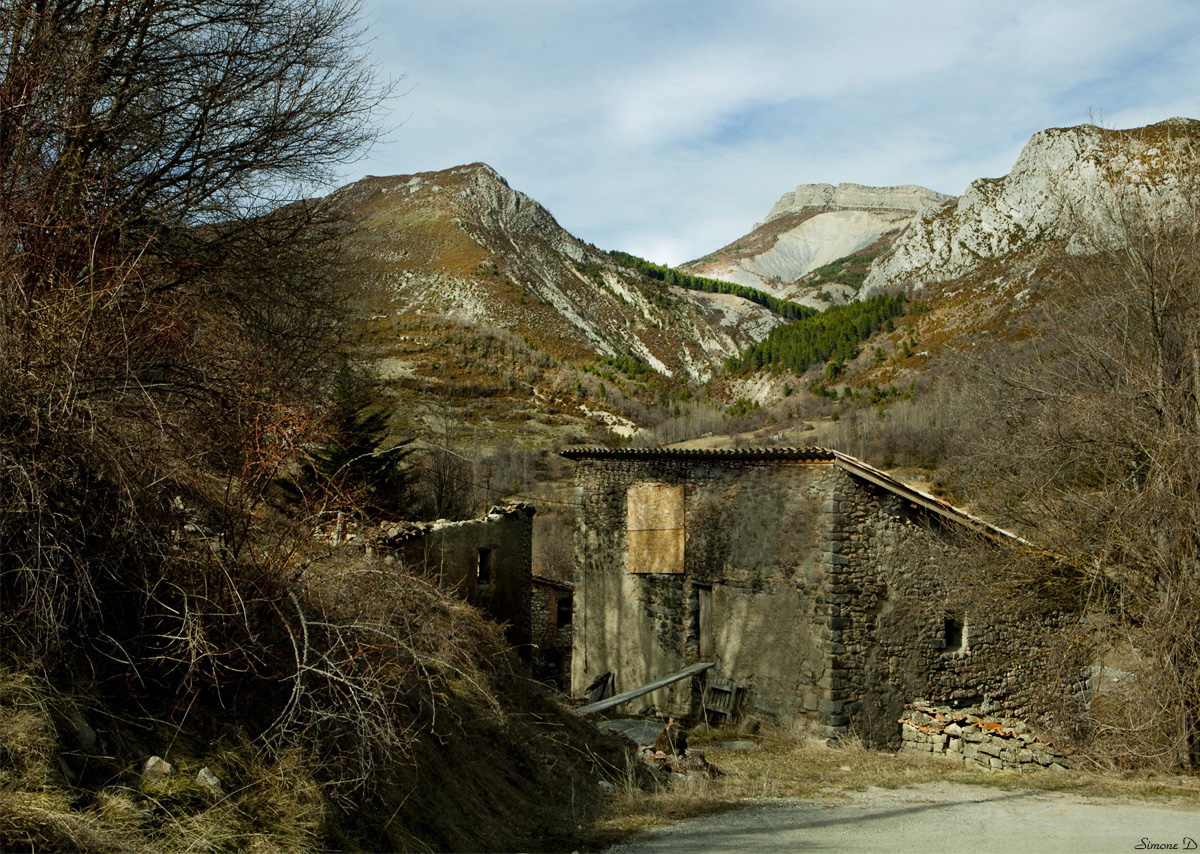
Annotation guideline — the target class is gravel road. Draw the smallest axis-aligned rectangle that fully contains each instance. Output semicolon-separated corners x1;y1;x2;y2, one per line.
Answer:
604;782;1199;854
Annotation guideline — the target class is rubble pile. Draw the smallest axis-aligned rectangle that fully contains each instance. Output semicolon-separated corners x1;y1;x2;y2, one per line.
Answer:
638;745;720;779
899;703;1071;772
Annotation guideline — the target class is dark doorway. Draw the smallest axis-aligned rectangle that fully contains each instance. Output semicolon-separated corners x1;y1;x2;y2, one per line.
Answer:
697;585;713;662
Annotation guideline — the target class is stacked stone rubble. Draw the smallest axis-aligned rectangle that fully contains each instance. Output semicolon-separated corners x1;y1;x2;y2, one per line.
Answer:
899;703;1070;772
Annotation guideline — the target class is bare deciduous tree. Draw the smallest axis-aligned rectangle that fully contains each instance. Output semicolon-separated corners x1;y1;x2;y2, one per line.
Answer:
1;0;387;689
962;121;1200;771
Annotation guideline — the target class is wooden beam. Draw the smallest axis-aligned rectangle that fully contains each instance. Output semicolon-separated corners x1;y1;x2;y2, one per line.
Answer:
576;661;715;716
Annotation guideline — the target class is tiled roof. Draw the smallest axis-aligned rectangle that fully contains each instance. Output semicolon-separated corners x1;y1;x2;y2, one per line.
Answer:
559;446;836;462
561;445;1025;543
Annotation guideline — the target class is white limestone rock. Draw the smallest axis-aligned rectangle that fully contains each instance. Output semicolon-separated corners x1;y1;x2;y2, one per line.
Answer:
861;118;1200;296
687;183;953;299
765;182;954;222
744;209;914;283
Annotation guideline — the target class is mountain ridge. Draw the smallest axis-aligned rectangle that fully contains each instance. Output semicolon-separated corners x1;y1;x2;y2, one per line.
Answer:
680;182;953;305
862;118;1200;295
331;162;787;386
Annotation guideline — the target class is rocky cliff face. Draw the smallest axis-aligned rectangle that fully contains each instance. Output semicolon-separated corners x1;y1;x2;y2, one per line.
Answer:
682;183;953;305
331;163;785;383
764;182;952;221
861;118;1200;295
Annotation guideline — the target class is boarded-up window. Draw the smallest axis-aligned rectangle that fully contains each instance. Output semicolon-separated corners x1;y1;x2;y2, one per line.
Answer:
626;483;684;574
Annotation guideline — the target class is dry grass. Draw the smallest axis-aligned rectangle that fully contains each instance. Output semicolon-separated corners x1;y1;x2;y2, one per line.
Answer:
0;533;642;854
0;667;333;854
580;724;1200;848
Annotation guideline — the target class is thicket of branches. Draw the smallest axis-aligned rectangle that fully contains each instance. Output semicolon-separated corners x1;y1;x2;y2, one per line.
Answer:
1;0;386;665
959;122;1200;771
0;0;511;830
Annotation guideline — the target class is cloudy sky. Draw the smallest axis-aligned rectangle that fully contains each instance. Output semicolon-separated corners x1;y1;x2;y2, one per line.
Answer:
346;0;1200;266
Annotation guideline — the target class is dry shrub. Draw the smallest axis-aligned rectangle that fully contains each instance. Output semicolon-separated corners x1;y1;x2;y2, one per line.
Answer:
931;124;1200;772
279;554;637;851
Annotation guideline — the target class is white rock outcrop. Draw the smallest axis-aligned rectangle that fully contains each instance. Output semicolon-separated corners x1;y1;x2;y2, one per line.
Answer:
861;118;1200;295
765;182;954;222
687;183;953;298
745;209;914;283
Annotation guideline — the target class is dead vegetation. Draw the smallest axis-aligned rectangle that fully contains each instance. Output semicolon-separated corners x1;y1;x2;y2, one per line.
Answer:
0;2;642;851
584;723;1200;846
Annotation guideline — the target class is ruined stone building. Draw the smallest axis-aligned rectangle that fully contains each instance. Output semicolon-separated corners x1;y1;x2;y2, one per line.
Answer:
531;574;573;689
562;447;1066;747
388;503;535;656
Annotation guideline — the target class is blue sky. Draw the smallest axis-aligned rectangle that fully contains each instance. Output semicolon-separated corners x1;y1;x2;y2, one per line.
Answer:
345;0;1200;266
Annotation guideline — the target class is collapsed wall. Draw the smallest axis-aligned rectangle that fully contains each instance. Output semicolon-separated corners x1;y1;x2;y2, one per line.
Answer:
382;503;536;655
899;703;1072;771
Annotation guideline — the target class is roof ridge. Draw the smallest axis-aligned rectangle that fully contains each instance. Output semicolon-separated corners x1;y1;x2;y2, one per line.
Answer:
560;446;836;461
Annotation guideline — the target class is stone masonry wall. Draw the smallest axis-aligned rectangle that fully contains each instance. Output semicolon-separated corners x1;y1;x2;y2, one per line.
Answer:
572;456;842;725
531;578;572;689
393;504;534;656
571;453;1071;748
833;476;1073;747
899;703;1072;771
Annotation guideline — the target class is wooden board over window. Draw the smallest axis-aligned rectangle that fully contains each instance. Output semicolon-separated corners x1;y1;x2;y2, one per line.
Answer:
627;483;684;574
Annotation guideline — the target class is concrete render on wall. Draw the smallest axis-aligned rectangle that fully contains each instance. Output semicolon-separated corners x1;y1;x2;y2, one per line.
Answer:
571;458;841;727
568;452;1067;746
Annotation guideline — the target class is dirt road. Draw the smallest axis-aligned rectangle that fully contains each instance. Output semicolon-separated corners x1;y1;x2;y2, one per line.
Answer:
604;782;1199;854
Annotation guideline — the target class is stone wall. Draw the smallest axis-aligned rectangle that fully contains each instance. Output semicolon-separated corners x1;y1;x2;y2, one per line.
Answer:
570;452;841;721
831;475;1073;746
899;703;1072;771
567;449;1074;748
391;504;534;656
531;576;572;689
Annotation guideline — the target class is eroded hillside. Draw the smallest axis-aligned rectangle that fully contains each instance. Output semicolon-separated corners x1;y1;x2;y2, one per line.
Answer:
332;163;785;382
681;182;954;305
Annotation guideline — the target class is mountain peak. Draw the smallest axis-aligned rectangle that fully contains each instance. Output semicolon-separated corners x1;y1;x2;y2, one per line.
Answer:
681;182;953;304
765;182;954;223
331;162;786;385
861;118;1200;295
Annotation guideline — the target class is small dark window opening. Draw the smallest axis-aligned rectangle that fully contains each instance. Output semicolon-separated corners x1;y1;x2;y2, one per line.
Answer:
477;548;494;587
943;616;967;655
556;595;572;627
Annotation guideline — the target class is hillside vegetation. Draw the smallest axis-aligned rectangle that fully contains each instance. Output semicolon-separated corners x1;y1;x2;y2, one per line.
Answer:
610;250;818;319
726;293;908;375
0;3;637;852
710;121;1200;774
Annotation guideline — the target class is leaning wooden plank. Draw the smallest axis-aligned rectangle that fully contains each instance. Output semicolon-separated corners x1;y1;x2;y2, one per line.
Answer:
576;661;715;715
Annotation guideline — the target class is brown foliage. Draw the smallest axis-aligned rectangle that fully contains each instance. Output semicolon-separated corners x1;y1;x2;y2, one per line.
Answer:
958;124;1200;771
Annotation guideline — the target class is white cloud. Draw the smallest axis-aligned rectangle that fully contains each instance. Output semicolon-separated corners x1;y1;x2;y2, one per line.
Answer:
351;0;1200;266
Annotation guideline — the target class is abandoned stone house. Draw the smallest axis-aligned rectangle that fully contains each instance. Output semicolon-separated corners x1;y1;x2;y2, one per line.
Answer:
562;447;1066;747
387;503;535;656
